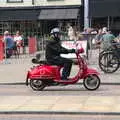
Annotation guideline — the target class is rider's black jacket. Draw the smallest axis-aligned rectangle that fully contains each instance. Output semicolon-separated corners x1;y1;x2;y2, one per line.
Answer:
45;36;75;62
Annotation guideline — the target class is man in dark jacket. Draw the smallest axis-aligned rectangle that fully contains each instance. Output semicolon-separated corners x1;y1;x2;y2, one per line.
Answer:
46;28;75;80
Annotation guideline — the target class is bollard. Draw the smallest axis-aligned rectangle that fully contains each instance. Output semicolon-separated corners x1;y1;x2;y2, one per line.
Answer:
28;37;37;55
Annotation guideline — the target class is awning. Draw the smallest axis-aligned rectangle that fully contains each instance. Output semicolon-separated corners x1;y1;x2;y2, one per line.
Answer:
0;9;39;21
89;0;120;17
38;8;79;20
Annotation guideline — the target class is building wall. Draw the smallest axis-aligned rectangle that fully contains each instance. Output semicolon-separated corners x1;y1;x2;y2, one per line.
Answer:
0;0;81;7
0;0;32;7
35;0;81;6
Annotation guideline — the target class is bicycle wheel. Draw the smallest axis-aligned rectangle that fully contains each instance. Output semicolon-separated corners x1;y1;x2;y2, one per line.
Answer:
99;51;119;73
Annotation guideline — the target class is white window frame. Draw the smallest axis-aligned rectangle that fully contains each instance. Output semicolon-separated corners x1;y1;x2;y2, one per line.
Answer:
47;0;64;1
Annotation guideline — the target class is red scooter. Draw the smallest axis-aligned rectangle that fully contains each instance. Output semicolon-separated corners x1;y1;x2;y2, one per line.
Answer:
26;47;100;91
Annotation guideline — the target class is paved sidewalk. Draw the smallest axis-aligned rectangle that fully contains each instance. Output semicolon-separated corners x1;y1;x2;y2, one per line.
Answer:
0;95;120;114
0;51;120;114
0;52;120;84
0;55;31;84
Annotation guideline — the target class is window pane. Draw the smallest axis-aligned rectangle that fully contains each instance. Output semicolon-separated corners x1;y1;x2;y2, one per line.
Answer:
47;0;64;1
7;0;23;3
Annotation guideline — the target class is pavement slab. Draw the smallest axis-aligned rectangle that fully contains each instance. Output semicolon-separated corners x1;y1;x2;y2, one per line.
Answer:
0;96;120;114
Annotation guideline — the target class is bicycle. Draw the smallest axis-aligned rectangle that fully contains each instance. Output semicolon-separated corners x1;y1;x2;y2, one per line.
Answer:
99;42;120;73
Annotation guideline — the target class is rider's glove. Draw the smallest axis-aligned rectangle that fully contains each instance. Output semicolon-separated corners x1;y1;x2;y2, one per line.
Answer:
68;49;76;53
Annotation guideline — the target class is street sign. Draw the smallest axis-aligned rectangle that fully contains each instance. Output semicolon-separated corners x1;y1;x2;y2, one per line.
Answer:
61;40;87;59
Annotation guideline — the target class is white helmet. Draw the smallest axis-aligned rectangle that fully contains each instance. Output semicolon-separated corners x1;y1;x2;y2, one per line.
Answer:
50;28;60;34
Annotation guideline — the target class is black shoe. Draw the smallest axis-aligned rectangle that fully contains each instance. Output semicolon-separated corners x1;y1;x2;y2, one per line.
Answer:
50;82;59;86
59;83;67;86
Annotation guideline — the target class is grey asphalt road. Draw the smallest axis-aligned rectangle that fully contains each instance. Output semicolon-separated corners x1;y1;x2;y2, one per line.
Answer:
0;84;120;96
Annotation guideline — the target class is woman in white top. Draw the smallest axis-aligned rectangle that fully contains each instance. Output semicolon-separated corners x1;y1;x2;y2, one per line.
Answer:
14;31;23;54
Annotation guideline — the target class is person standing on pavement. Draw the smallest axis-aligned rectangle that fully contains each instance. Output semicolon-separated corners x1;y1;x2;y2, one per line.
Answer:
100;30;115;51
46;28;75;80
67;23;76;41
94;29;104;49
14;31;23;54
4;31;15;58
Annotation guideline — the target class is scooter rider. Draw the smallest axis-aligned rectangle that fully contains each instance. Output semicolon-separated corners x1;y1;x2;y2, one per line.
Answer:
46;28;75;80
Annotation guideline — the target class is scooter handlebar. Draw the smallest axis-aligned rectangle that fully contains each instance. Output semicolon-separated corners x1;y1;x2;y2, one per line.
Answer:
76;48;84;54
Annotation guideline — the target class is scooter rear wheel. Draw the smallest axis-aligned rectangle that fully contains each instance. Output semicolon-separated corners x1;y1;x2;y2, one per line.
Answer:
30;79;46;91
83;75;100;90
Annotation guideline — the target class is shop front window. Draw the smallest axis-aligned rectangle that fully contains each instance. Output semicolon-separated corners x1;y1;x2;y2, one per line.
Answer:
0;20;39;39
47;0;64;1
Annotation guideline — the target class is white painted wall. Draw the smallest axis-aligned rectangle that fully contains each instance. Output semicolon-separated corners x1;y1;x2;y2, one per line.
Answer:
35;0;81;6
0;0;32;7
0;0;81;7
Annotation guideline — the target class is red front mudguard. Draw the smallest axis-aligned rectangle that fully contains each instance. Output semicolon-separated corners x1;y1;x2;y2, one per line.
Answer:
81;67;100;79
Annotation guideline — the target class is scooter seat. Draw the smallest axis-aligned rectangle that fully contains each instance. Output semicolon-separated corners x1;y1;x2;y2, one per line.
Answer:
32;58;59;66
32;58;48;64
40;61;59;66
39;60;49;64
32;58;62;67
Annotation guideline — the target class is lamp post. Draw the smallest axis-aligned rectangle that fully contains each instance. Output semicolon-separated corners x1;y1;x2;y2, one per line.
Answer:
84;0;89;29
32;0;34;5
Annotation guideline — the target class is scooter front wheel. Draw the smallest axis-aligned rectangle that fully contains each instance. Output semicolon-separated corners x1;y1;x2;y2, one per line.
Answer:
30;79;46;91
83;75;100;90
